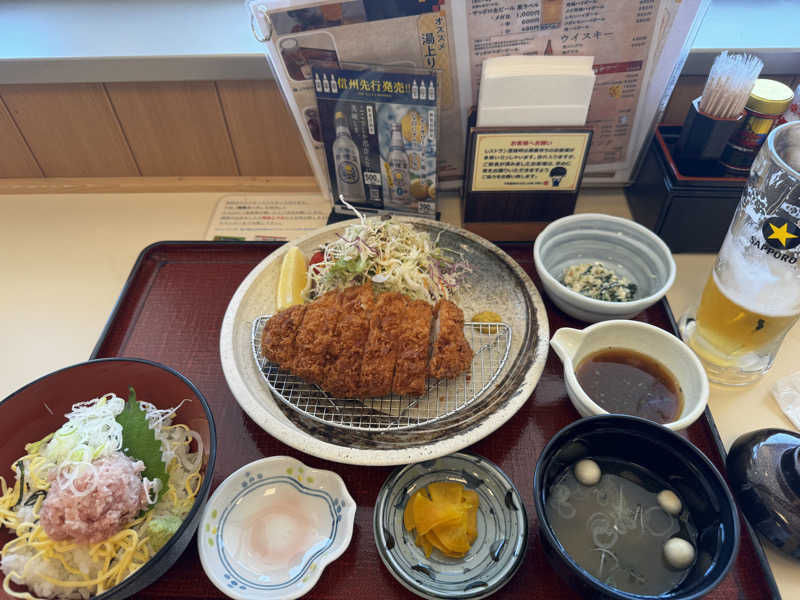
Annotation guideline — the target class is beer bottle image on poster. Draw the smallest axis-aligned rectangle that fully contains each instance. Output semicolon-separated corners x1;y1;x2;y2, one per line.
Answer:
379;104;438;213
387;122;410;205
332;111;367;204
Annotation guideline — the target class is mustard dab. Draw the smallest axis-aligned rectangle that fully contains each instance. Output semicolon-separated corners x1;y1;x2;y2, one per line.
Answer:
471;311;502;334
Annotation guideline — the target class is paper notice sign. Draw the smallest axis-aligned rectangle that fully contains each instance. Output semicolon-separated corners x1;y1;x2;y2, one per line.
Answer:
470;131;591;192
205;193;330;241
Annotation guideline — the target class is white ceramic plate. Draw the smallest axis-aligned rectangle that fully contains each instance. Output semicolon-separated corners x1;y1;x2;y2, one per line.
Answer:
220;216;549;465
198;456;355;600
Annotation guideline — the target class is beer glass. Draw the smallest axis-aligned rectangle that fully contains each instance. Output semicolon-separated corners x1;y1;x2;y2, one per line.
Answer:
680;121;800;385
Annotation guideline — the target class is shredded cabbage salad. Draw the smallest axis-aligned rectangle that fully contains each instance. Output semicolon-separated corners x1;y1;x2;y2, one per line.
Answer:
304;215;471;303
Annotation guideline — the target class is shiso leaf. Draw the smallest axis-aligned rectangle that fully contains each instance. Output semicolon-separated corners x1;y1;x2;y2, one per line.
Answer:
116;386;168;502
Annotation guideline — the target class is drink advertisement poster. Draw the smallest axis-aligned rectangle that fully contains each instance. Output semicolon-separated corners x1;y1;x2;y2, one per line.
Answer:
249;0;707;191
250;0;463;212
312;66;439;218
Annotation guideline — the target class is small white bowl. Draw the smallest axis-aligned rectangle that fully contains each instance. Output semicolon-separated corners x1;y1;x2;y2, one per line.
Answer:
198;456;355;600
533;213;676;323
550;320;708;431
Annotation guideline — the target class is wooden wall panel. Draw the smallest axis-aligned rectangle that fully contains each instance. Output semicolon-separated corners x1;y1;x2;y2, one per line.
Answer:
5;73;791;181
216;80;312;176
105;81;238;176
0;97;42;178
0;84;139;177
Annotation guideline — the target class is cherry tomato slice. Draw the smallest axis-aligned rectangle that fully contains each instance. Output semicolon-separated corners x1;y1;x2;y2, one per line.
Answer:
309;250;325;276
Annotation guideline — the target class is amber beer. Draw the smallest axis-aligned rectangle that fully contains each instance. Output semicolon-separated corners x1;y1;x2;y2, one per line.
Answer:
680;121;800;385
690;271;799;365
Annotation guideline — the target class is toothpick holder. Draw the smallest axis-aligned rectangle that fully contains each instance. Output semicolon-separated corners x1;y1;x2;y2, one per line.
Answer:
675;97;743;174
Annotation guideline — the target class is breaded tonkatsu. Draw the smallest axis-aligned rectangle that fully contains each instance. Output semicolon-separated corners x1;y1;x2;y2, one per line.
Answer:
360;292;408;397
392;299;434;396
260;303;306;366
429;299;474;379
322;283;375;398
261;284;473;398
288;289;341;384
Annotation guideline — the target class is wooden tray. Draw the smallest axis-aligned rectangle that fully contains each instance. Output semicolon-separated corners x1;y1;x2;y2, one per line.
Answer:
91;241;779;599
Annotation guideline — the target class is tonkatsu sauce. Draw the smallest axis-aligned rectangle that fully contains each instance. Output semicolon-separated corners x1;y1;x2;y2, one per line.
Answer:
576;349;682;424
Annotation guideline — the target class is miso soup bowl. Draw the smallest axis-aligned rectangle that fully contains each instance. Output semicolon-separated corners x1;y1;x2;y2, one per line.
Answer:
550;320;709;431
533;415;740;600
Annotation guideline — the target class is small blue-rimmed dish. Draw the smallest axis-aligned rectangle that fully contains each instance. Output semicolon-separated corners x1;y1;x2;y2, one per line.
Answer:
373;452;527;599
198;456;356;600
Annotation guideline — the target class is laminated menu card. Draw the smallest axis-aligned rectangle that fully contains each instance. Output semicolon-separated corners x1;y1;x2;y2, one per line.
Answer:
312;65;440;218
249;0;709;190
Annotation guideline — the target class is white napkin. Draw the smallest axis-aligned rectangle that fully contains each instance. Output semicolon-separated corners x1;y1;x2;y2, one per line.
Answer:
772;372;800;430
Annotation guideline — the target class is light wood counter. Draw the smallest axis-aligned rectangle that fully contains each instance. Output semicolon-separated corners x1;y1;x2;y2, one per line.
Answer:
0;183;797;596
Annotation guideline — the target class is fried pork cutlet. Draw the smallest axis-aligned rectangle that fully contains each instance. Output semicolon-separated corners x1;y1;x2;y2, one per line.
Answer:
261;286;475;399
322;284;375;398
392;299;434;396
360;292;407;397
260;303;306;368
288;290;342;384
428;299;474;379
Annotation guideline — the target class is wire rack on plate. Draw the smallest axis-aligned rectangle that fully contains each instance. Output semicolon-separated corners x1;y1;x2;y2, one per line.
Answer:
251;316;512;432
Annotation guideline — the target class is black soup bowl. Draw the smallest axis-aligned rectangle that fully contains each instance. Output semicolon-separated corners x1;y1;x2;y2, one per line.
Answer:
533;415;739;600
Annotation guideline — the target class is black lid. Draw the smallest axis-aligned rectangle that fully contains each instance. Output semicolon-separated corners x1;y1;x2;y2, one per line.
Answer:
727;428;800;558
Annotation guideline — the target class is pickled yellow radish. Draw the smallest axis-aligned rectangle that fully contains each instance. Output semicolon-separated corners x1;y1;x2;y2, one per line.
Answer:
409;490;464;536
428;481;464;505
403;496;416;532
416;531;434;558
276;247;308;311
433;519;471;554
403;482;479;558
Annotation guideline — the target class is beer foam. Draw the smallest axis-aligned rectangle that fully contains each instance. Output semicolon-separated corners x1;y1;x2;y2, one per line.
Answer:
716;230;800;318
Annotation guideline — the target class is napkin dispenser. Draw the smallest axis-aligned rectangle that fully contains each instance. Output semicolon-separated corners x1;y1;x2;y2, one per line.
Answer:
463;56;595;239
476;55;595;127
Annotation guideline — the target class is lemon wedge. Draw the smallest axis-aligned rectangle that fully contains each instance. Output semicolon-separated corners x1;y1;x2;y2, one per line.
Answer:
276;246;308;311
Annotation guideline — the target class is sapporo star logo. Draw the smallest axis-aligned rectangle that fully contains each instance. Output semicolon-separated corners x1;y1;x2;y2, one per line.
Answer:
761;217;800;251
767;222;798;247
